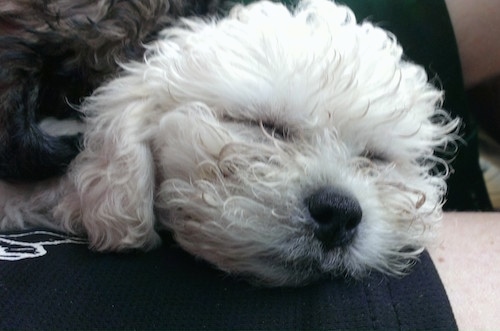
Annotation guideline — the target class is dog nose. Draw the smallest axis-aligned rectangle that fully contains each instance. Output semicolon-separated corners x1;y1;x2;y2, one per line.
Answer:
306;187;362;249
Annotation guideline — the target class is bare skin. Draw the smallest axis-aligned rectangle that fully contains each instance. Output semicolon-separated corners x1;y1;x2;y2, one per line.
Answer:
436;7;500;328
444;0;500;88
446;0;500;145
428;212;500;330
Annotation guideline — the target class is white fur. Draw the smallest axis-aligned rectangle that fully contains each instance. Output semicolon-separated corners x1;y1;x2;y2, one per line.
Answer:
0;0;459;286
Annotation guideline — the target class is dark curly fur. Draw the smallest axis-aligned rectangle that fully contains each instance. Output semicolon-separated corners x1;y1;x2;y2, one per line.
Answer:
0;0;220;181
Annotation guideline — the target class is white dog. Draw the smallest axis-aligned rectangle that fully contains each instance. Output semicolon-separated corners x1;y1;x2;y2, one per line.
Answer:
1;0;458;285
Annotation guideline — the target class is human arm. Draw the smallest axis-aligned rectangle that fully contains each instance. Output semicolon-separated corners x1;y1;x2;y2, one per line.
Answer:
444;0;500;88
428;212;500;330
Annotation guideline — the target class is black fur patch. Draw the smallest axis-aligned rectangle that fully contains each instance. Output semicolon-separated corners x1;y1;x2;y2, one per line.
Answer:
0;0;220;181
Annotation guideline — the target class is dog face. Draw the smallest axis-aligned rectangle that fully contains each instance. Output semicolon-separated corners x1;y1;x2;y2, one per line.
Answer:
135;0;459;285
1;0;457;286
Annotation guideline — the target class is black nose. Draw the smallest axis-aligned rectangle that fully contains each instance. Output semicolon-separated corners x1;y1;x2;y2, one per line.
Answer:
306;187;362;249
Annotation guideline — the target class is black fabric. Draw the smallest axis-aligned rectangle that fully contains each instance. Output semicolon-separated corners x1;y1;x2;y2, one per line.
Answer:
4;0;493;329
0;231;456;330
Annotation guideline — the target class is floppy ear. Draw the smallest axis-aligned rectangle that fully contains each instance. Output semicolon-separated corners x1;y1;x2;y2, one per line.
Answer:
65;74;161;251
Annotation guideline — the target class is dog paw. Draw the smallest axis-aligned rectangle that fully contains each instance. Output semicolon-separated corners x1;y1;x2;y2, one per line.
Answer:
86;226;161;252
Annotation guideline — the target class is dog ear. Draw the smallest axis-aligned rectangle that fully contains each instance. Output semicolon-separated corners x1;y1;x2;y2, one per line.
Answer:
64;77;161;252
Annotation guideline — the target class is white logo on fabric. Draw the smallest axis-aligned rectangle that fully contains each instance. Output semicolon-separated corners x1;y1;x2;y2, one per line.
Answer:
0;231;87;261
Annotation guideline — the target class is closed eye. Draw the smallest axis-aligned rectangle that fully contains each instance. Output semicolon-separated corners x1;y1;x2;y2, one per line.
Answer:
260;121;291;141
220;115;293;141
362;150;389;163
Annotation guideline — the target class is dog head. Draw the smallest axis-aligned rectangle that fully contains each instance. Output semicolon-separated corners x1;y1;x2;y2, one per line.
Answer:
120;0;459;285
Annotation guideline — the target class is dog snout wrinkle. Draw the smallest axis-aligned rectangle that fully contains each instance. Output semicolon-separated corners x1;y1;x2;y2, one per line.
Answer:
307;187;362;249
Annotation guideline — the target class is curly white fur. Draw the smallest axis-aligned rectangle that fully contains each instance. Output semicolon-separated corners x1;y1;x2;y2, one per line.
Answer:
0;0;459;286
